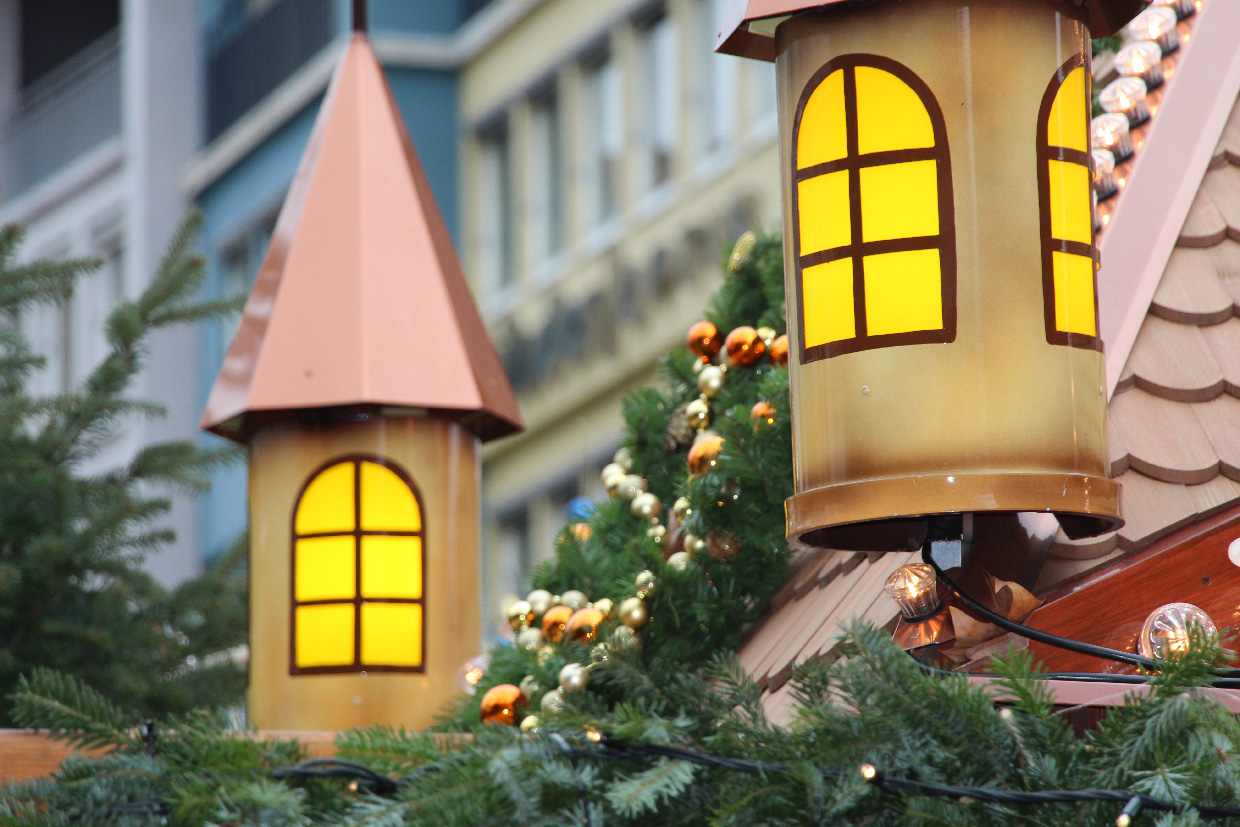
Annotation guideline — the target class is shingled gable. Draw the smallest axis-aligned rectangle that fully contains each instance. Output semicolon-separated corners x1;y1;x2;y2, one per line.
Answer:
735;0;1240;718
200;34;522;444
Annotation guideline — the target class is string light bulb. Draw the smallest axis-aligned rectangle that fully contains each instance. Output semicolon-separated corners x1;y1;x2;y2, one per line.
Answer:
1093;149;1117;200
1114;41;1164;89
859;763;878;782
1149;0;1195;21
1138;602;1216;659
454;652;491;695
1125;6;1180;53
1099;77;1150;127
884;563;942;621
1091;114;1134;162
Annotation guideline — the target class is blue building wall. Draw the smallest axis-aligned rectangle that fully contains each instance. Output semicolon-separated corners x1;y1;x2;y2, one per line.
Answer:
195;62;463;561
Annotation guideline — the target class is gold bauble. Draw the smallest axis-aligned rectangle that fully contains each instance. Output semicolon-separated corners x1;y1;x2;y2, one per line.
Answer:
729;231;756;272
516;627;545;651
565;607;606;644
725;326;766;367
600;462;625;486
612;625;641;651
614;447;634;472
519;714;540;733
635;570;657;599
668;551;692;571
541;605;574;642
518;675;541;697
646;524;667;546
560;589;589;611
672;496;692;522
559;662;589;693
688;434;725;475
619;596;649;629
479;684;527;726
506;600;535;631
687;320;722;363
592;598;615;618
631;492;662;522
604;471;628;497
706;528;741;562
527;589;554;616
756;326;777;345
536;645;554;665
541;688;565;713
685;398;711;431
684;534;705;557
697;365;725;398
769;334;789;368
617;474;645;501
570;522;592;541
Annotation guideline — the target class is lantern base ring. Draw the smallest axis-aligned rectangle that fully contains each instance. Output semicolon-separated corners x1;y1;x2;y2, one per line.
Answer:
786;471;1122;552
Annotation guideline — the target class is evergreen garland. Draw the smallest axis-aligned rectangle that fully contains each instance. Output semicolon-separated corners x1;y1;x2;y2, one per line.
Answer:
5;233;1240;826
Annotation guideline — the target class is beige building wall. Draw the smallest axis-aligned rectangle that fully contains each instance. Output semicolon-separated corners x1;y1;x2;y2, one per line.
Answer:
461;0;785;635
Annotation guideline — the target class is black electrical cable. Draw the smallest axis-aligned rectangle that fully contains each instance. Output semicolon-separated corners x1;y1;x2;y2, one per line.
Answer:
549;732;594;827
272;757;399;794
920;546;1240;678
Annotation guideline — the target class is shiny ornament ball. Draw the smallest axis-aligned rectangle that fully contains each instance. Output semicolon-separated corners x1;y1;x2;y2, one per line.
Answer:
479;684;527;726
600;462;625;485
697;365;725;398
725;326;766;366
668;551;692;571
519;714;540;733
750;400;776;426
559;663;589;693
541;605;574;642
685;398;711;431
565;607;606;643
516;627;545;651
684;534;705;557
612;625;641;651
570;522;592;541
592;598;615;618
631;492;662;522
756;326;777;345
635;570;657;599
687;321;722;363
541;688;565;713
561;590;589;611
706;528;741;562
526;589;554;616
613;447;634;472
518;675;541;697
672;496;692;522
507;600;535;631
619;596;649;629
617;474;645;501
646;524;667;546
603;471;627;497
769;334;789;368
729;231;756;273
688;434;725;475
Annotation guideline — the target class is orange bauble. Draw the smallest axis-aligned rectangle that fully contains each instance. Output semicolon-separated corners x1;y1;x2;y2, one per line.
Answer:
565;607;606;643
726;326;766;366
688;434;725;475
480;684;527;726
542;605;574;642
687;321;722;363
769;334;788;368
750;401;776;427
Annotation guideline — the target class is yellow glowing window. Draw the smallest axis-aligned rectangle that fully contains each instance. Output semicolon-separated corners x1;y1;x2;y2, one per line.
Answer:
791;55;956;362
291;457;425;674
1038;56;1101;349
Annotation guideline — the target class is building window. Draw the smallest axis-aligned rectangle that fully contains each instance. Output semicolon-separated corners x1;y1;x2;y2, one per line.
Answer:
1038;55;1101;350
291;457;425;674
477;122;515;290
791;55;956;363
582;53;622;227
636;12;677;192
529;88;565;267
694;0;735;157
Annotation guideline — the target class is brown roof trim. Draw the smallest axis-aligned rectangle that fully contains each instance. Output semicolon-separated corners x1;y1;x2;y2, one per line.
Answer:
1100;0;1240;399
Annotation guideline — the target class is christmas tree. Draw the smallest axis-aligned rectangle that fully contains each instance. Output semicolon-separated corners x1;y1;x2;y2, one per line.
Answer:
7;232;1240;826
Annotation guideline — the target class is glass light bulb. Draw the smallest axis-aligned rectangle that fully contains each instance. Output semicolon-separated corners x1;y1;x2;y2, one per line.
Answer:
1138;602;1216;660
454;652;491;695
1093;149;1117;200
1125;7;1180;51
884;563;941;620
1149;0;1195;21
1114;41;1164;88
1099;77;1150;126
1091;113;1132;158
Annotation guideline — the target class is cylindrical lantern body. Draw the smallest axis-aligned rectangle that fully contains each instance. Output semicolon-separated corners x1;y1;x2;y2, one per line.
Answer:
247;413;480;730
776;0;1121;551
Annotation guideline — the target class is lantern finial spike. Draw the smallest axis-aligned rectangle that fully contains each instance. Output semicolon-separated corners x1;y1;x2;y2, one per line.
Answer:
352;0;368;33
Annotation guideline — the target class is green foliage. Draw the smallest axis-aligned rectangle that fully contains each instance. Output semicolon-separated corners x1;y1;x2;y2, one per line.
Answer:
0;215;247;724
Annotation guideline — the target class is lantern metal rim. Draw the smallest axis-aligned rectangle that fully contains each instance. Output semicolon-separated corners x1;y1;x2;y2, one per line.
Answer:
785;471;1122;551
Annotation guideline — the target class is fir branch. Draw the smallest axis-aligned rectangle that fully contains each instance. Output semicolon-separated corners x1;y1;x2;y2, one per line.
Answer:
8;667;135;751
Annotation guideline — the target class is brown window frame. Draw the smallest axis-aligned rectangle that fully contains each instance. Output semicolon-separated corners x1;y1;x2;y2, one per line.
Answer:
791;53;957;364
289;454;427;676
1037;53;1103;351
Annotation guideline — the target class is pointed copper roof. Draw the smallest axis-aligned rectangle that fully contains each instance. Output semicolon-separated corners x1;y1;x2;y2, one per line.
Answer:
201;34;522;443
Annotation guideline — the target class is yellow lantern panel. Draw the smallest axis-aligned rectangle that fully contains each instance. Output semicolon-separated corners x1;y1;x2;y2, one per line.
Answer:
1038;58;1100;349
361;536;423;599
360;461;421;531
360;603;423;667
295;604;356;668
294;535;356;601
294;461;355;535
792;55;956;361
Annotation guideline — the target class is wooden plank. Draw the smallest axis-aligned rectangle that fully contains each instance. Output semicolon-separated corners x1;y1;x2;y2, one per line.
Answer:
1110;388;1220;484
1152;248;1234;325
1178;187;1228;248
1127;316;1225;402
